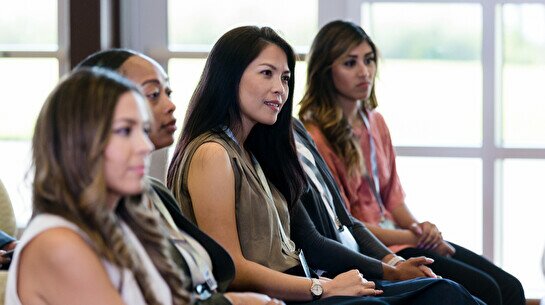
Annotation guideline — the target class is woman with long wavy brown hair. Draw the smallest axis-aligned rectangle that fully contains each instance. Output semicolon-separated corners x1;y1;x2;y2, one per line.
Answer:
299;20;525;305
5;68;189;305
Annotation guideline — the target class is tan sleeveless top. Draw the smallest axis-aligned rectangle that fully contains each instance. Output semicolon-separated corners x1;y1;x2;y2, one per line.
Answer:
170;130;300;272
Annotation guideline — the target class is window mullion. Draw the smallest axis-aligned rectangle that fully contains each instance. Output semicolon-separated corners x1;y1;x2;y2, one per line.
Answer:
481;0;498;262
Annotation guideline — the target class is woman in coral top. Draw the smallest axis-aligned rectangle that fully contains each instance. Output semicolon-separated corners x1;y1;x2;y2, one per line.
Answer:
299;19;525;305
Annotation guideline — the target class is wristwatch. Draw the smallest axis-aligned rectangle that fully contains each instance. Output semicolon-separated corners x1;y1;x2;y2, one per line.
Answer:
310;278;323;300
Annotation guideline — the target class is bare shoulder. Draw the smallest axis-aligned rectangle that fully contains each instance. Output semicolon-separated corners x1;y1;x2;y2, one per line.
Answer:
20;227;95;269
191;141;231;171
18;227;124;304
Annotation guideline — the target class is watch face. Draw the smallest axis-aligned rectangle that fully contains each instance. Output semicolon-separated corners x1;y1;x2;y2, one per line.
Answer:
311;282;323;296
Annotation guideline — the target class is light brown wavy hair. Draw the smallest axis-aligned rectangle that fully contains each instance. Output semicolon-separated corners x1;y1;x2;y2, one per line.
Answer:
299;20;378;175
31;68;189;305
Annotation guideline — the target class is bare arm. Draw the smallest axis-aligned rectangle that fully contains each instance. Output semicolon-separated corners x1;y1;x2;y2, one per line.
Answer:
365;224;419;247
187;143;379;301
18;228;125;305
389;202;419;230
390;203;445;250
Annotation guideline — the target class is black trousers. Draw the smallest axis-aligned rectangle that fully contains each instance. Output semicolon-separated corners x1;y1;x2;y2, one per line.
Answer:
397;242;525;305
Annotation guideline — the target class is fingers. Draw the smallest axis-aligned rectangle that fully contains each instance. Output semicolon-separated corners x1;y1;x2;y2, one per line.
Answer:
330;270;385;297
410;222;422;235
362;288;383;296
418;265;438;278
441;241;456;257
359;277;382;296
358;272;377;290
362;279;375;289
266;298;285;305
423;235;442;250
418;222;441;249
407;256;434;266
446;242;456;255
357;271;371;286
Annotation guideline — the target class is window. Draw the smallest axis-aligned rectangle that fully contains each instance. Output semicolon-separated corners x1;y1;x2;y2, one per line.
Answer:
0;0;67;226
501;159;545;297
500;4;545;297
168;0;317;51
501;4;545;147
363;3;482;147
397;157;483;253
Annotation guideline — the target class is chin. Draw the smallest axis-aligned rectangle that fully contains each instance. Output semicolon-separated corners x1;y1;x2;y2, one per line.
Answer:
260;116;280;126
153;138;174;150
124;186;144;197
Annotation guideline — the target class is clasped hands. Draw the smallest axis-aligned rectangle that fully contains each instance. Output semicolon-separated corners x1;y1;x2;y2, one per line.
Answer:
409;221;455;257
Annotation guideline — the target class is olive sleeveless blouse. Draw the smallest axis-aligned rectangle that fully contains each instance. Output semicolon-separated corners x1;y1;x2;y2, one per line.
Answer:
170;130;300;272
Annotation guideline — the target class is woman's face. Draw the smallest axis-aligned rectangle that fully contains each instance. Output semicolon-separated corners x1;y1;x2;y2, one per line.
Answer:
238;44;290;132
120;55;176;150
331;41;376;103
104;91;154;207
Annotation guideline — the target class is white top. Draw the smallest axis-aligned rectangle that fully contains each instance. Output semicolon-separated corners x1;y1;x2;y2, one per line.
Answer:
4;214;172;305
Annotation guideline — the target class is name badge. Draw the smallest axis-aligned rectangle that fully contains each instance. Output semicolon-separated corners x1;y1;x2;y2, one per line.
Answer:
298;250;312;278
379;216;397;230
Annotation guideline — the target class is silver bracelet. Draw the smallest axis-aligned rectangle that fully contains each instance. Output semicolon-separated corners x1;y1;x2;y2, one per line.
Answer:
386;255;406;266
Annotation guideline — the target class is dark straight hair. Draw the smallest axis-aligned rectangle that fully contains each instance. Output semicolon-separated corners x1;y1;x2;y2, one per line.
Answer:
75;48;138;71
167;25;306;208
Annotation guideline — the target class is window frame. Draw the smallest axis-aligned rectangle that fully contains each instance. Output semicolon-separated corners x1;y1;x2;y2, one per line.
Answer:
0;0;70;76
0;0;70;227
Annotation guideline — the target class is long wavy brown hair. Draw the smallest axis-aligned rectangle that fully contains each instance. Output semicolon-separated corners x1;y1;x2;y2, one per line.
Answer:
31;68;189;305
299;20;378;175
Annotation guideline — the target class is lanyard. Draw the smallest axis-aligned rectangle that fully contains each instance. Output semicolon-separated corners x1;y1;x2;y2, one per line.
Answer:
358;110;387;219
150;190;218;296
223;127;299;259
295;139;343;231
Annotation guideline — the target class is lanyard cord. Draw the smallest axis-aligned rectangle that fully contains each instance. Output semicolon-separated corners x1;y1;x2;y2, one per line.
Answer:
358;110;387;218
150;190;218;293
296;139;343;231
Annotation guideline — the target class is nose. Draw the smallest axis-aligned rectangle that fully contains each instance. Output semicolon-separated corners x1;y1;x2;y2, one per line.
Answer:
163;94;176;114
358;62;370;78
272;76;287;99
136;130;154;156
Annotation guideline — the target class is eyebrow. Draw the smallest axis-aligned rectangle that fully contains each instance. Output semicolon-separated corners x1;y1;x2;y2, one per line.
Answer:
259;63;291;74
346;51;375;58
141;77;170;87
113;118;138;125
141;79;161;86
113;118;152;127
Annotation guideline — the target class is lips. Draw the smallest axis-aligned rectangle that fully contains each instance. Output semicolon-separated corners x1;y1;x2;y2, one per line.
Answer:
357;81;371;89
356;81;371;90
264;100;282;112
130;165;147;176
161;119;177;133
